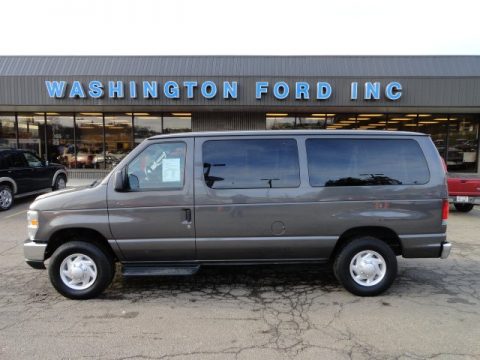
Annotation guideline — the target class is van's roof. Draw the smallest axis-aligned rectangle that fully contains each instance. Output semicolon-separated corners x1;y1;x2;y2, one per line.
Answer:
149;130;427;140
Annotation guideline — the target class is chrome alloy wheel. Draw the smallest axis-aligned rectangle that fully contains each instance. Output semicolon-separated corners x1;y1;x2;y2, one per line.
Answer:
57;177;66;189
349;250;387;287
59;254;98;290
0;189;13;209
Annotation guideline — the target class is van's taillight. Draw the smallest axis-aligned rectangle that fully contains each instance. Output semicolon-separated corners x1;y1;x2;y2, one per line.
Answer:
442;199;449;225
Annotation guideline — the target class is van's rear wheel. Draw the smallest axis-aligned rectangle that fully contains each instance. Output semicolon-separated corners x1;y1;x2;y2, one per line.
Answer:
453;203;474;213
48;241;114;299
333;236;397;296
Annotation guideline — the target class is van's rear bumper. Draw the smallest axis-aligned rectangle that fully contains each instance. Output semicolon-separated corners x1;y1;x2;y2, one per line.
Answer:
24;240;46;269
399;233;449;258
440;242;452;259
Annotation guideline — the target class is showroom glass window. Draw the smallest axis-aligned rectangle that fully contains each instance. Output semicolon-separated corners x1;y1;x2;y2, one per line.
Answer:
296;114;329;129
355;113;387;131
163;114;192;134
387;114;418;131
46;114;75;168
134;113;162;145
306;139;430;186
326;114;356;130
266;114;336;130
75;113;104;169
447;115;479;172
104;114;133;170
0;114;17;148
17;113;46;159
266;114;295;130
203;139;300;189
417;114;448;161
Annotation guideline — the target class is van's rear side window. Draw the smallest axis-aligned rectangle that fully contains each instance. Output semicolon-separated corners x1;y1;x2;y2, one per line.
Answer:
203;139;300;189
306;139;430;187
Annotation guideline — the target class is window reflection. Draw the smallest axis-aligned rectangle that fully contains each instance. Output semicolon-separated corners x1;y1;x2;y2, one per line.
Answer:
46;114;75;168
306;139;430;187
163;114;192;134
134;113;162;145
75;113;104;169
203;139;300;189
0;114;16;148
266;114;295;129
267;114;335;130
296;115;326;129
104;114;133;170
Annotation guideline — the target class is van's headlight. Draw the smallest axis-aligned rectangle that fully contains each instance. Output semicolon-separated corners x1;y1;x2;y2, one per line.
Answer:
27;210;39;240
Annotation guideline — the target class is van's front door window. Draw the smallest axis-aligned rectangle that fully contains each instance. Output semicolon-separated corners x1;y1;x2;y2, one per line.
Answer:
127;142;186;190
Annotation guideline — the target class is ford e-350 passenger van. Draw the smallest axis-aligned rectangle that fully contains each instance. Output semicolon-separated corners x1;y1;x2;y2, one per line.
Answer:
24;130;451;299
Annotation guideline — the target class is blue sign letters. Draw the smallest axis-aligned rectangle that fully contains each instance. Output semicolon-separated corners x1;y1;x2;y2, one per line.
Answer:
45;80;403;101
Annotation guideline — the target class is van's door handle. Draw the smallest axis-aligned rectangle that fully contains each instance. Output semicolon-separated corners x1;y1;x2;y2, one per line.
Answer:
182;208;192;223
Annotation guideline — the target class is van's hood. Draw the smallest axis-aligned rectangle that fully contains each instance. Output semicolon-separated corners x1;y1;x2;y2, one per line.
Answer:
30;184;107;211
35;186;86;200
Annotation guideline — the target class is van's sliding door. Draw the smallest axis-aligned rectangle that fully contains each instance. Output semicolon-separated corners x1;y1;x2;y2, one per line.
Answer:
194;136;334;262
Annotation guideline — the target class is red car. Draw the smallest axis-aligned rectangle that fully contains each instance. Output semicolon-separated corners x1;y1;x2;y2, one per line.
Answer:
448;174;480;212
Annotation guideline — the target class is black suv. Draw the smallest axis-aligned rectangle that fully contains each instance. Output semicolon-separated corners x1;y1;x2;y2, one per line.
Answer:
0;149;67;211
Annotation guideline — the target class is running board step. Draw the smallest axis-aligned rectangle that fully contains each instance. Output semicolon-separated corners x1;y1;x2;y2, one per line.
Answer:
122;265;200;276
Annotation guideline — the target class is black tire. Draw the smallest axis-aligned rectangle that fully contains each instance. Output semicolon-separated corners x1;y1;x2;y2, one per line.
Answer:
48;241;114;299
453;203;474;213
52;174;67;191
333;236;397;296
0;184;14;211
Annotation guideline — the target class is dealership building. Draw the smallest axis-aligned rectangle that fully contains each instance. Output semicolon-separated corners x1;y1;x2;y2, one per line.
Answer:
0;56;479;177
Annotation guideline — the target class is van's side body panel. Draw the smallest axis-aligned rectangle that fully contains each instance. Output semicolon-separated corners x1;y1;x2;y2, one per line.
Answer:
194;133;447;261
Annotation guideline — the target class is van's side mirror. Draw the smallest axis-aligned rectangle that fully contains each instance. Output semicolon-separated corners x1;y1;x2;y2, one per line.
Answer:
114;169;127;192
128;174;139;191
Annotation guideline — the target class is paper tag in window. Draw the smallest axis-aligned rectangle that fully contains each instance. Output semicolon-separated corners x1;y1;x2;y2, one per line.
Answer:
463;152;476;163
162;158;181;182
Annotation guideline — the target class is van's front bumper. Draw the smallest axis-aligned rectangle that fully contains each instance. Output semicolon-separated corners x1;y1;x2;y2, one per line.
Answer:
24;240;46;269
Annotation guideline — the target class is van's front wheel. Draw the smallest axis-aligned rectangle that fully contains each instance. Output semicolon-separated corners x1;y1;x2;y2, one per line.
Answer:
333;237;397;296
48;241;114;299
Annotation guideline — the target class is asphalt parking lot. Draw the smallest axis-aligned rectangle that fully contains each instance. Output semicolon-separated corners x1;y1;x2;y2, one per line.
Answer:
0;196;479;360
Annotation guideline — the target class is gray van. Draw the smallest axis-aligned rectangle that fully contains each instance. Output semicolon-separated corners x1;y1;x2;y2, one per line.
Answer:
24;130;451;299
